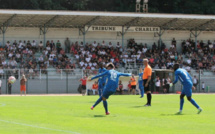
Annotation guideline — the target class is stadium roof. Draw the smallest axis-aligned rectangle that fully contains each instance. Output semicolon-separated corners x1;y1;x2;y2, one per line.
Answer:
1;10;215;31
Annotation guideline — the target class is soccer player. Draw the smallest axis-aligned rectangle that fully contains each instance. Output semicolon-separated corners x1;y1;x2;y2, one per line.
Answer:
170;64;202;114
142;59;152;106
98;63;107;96
89;63;131;115
20;74;27;96
138;68;144;98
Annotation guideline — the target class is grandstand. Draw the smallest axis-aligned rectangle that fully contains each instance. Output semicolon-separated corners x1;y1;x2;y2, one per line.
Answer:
0;10;215;94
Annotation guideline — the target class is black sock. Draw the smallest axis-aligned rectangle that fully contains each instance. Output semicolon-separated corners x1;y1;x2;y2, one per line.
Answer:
147;93;150;105
147;93;152;105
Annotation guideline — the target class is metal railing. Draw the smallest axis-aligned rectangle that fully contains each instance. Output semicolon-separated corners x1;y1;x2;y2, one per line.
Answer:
0;69;214;95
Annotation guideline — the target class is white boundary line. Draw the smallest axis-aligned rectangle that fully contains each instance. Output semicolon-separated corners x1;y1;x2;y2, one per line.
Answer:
0;103;6;107
0;119;80;134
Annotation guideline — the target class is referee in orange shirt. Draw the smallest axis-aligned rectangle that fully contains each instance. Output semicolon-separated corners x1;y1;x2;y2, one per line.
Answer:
142;59;152;106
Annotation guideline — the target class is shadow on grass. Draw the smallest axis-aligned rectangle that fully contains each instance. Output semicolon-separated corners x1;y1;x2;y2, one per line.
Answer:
160;113;187;116
94;115;106;118
130;106;144;108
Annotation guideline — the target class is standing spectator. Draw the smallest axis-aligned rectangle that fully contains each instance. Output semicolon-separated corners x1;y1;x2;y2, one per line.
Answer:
50;40;55;51
38;41;43;52
0;79;2;94
0;67;4;79
193;75;198;91
202;82;205;92
165;76;171;93
8;79;12;94
64;38;70;53
20;74;27;96
155;76;161;92
130;74;136;95
117;80;123;95
92;81;98;95
127;81;132;93
80;76;87;96
56;40;62;54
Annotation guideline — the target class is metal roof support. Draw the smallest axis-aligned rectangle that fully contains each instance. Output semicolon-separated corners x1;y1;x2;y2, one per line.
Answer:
190;29;201;50
21;15;37;27
84;16;100;34
40;26;48;47
120;17;139;48
60;16;79;27
79;16;100;46
197;19;215;30
0;14;16;46
160;18;178;30
39;15;59;47
154;29;165;48
123;17;140;33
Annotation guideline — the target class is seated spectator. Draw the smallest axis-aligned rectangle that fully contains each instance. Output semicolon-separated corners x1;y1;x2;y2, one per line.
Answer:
92;81;98;95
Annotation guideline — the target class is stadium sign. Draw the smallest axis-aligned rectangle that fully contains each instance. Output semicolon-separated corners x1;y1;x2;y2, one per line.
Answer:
87;26;121;32
86;26;160;32
126;27;160;32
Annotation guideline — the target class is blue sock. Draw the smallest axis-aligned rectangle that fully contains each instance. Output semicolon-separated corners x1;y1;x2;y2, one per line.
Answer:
180;98;184;111
93;96;102;107
103;100;108;113
190;98;200;109
98;89;103;96
141;88;144;97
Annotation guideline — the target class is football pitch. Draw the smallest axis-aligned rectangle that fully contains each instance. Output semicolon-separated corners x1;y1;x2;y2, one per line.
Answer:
0;94;214;134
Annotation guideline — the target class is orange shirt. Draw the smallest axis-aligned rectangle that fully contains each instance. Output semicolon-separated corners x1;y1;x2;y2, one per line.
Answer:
92;84;98;90
142;65;152;80
130;78;136;86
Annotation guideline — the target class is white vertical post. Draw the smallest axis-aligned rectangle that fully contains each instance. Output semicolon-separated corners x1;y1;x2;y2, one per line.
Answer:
61;69;62;79
18;69;21;80
40;69;41;80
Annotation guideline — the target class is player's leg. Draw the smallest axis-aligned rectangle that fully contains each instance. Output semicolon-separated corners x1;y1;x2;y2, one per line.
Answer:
187;96;202;114
179;94;185;112
102;97;109;115
144;79;151;106
139;85;144;98
91;96;102;110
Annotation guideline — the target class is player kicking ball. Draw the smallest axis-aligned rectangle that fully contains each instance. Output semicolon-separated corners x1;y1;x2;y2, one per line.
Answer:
88;63;131;115
170;63;202;114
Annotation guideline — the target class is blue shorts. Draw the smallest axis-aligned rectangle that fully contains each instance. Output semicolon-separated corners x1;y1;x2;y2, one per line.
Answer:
102;90;115;99
181;85;192;97
98;83;105;90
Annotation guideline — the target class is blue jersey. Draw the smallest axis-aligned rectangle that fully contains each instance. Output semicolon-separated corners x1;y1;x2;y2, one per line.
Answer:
91;69;131;92
98;68;107;85
173;68;193;86
138;72;143;83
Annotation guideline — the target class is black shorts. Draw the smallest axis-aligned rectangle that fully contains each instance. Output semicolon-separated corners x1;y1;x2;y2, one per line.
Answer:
131;85;136;90
143;79;150;92
82;85;86;90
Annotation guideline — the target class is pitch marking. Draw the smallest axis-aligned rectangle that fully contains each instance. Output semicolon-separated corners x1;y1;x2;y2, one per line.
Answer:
0;119;80;134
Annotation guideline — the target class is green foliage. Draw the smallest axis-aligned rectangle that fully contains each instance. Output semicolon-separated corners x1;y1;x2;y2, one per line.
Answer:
0;0;215;14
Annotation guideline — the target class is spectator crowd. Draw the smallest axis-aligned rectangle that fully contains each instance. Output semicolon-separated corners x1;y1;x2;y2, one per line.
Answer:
1;37;215;80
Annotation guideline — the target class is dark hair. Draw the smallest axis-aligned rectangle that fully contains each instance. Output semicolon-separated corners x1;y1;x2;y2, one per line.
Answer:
106;63;115;69
173;63;179;71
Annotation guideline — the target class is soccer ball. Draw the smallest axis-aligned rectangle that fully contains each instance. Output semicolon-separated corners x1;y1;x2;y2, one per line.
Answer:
9;76;16;84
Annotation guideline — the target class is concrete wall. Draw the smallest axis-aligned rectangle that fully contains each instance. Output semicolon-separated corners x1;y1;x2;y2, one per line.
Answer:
1;27;215;52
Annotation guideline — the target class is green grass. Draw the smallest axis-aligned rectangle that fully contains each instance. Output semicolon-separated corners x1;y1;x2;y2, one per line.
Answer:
0;94;215;134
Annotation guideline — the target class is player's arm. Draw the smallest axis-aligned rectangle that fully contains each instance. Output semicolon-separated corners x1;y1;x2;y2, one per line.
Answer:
90;70;109;81
119;73;131;77
173;72;179;85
